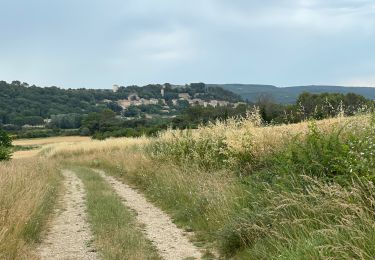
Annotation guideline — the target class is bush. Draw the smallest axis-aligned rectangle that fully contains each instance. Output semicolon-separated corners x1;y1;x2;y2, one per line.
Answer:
275;120;375;183
283;122;351;180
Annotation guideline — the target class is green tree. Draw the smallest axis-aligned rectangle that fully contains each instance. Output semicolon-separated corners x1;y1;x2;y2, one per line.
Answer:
0;129;12;160
81;109;118;135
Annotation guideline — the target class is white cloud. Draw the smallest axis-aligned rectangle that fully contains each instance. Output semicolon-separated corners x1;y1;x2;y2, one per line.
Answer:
1;0;375;87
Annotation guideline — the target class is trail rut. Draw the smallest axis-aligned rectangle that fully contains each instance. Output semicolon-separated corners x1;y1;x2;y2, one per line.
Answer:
95;169;202;260
38;170;98;260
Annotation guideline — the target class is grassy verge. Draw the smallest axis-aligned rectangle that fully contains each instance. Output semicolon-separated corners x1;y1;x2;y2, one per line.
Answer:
74;167;161;260
0;157;61;259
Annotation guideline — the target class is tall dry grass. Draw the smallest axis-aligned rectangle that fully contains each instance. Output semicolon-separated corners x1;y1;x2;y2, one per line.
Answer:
0;158;61;259
152;113;370;171
44;113;369;164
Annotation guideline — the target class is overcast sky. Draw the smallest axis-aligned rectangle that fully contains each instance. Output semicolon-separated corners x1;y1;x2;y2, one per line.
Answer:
1;0;375;88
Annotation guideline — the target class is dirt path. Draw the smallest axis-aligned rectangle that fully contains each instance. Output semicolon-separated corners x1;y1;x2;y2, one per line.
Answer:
95;169;202;260
38;170;98;260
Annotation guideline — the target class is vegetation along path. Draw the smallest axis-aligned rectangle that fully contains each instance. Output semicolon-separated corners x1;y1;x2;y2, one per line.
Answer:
95;169;202;260
38;170;98;260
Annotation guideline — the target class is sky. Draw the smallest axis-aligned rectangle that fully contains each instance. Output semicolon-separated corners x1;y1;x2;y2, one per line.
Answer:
1;0;375;88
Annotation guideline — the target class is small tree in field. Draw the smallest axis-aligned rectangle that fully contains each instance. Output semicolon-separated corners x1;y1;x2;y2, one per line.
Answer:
0;129;12;161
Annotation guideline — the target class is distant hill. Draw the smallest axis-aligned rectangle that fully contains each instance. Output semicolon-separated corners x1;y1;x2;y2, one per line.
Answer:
213;84;375;103
0;81;241;126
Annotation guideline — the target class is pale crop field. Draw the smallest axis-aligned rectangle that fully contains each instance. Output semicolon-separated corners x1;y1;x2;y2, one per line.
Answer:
12;136;90;159
13;136;90;146
41;136;150;158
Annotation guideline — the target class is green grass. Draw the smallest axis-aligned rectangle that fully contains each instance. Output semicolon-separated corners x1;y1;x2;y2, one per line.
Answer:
74;167;161;260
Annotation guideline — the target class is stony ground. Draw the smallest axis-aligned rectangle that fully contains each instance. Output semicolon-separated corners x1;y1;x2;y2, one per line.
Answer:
95;169;202;260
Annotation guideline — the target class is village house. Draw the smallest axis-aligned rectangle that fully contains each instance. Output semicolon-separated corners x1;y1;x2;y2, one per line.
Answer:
234;102;247;108
217;101;229;107
209;100;218;107
117;99;131;108
149;98;159;105
188;99;205;106
178;93;191;100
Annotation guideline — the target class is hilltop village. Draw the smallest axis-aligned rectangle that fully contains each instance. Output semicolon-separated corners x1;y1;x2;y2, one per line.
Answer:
116;86;245;108
113;84;246;118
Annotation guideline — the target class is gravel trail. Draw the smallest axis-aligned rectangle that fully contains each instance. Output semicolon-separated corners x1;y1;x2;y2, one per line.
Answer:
95;169;202;260
38;170;98;260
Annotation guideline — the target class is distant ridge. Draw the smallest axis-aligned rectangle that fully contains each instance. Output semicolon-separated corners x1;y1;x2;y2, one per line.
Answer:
212;84;375;103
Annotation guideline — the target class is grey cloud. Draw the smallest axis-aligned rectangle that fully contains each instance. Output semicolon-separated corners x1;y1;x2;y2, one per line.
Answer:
0;0;375;87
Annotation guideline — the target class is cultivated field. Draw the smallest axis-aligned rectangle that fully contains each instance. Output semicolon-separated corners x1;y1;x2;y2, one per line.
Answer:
2;113;375;259
12;136;90;159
